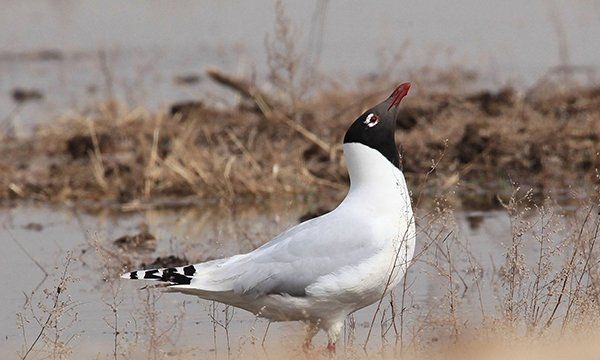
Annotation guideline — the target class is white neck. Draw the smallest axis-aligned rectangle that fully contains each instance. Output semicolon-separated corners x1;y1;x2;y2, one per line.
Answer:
342;143;407;209
344;143;399;188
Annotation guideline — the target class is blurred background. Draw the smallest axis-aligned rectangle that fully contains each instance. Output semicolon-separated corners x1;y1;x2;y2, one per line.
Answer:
2;2;600;359
2;0;599;130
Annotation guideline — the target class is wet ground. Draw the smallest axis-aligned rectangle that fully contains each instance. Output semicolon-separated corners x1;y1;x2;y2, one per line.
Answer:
0;198;582;358
1;2;599;358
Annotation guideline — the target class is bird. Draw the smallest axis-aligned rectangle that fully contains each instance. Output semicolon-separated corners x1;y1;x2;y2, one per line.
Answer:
121;83;416;353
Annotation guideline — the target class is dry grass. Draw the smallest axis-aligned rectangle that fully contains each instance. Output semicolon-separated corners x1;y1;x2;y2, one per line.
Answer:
9;183;600;359
5;2;600;358
1;80;600;211
1;1;599;211
16;252;80;360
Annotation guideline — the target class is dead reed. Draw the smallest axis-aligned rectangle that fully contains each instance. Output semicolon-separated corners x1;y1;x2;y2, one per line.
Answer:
1;72;600;212
6;2;600;358
16;252;80;360
1;2;599;210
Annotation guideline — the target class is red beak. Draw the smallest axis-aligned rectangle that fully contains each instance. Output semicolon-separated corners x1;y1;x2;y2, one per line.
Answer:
387;82;411;111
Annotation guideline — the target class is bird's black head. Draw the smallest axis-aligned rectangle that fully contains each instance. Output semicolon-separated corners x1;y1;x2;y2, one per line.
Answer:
343;83;411;169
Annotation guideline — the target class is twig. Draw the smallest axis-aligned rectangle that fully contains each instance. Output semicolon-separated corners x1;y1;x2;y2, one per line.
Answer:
545;206;593;328
363;215;415;351
207;67;332;153
207;67;267;103
261;322;271;348
87;118;109;192
4;225;48;292
21;254;73;360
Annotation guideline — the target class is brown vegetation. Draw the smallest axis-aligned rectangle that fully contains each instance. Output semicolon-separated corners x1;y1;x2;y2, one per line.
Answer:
1;1;598;211
6;2;600;359
13;188;600;359
1;75;599;210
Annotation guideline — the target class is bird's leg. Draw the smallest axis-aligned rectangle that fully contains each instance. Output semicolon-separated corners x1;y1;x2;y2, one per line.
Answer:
302;323;319;352
326;321;343;356
326;341;336;354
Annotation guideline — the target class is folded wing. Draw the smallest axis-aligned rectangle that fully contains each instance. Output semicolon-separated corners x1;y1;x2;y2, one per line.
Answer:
181;210;382;297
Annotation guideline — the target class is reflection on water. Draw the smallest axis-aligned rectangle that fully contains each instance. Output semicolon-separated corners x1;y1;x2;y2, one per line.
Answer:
0;198;589;358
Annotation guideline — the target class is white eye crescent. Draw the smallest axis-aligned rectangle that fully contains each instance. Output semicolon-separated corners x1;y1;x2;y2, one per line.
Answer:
363;113;379;128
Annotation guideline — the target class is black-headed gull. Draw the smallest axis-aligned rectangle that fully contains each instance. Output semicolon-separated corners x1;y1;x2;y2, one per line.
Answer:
122;83;416;352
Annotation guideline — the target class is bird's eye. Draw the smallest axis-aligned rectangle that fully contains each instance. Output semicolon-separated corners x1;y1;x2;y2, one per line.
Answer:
363;113;379;128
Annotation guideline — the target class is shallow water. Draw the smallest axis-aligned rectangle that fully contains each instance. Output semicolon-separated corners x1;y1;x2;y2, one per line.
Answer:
2;0;600;133
0;199;585;358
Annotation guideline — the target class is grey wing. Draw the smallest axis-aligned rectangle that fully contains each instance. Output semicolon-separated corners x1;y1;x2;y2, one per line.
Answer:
191;212;381;296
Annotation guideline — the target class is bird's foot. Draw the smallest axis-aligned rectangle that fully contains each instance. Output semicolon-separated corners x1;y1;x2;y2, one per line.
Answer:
327;341;336;354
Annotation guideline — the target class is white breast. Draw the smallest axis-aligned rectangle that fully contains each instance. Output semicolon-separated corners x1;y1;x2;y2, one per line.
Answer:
306;143;416;307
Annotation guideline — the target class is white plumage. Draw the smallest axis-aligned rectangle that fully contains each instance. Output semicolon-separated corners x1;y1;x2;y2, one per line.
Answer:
122;83;416;351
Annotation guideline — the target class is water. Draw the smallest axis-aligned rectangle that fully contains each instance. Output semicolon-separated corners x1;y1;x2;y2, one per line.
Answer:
0;200;582;358
2;1;600;132
1;1;598;357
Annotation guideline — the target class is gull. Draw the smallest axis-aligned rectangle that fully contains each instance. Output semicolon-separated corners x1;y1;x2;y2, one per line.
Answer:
122;83;416;353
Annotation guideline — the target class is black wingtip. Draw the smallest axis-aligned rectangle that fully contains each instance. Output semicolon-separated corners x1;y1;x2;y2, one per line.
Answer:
183;265;196;276
121;265;195;285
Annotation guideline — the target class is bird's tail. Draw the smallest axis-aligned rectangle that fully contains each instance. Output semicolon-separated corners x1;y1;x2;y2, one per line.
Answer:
121;264;198;285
